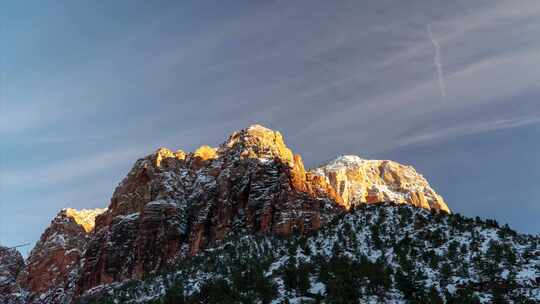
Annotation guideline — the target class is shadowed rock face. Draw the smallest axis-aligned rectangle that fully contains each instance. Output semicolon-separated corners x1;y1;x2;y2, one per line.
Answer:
311;155;450;213
15;124;450;302
0;246;25;304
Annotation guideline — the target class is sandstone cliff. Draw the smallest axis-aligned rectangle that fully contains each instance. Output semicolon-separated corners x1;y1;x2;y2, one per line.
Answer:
18;208;105;303
5;124;450;303
310;155;450;213
79;124;342;291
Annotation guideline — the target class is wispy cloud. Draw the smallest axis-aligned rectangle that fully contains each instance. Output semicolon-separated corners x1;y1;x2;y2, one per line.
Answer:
1;147;145;189
397;115;540;147
292;1;540;155
427;24;446;98
3;0;540;249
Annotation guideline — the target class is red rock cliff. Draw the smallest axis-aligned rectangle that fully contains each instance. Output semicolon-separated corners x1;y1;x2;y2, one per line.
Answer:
16;124;450;301
18;208;105;303
79;125;342;292
310;155;450;213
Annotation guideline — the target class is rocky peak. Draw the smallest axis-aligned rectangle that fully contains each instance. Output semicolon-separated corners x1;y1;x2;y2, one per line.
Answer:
193;145;218;160
19;208;105;303
310;155;450;213
77;124;342;292
64;208;107;233
155;147;186;167
21;124;451;301
223;124;294;165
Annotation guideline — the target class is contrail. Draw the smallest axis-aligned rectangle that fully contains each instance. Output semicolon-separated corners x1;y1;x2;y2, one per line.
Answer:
427;24;446;98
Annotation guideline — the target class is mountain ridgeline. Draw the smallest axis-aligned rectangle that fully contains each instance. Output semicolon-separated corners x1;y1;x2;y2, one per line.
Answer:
1;125;538;304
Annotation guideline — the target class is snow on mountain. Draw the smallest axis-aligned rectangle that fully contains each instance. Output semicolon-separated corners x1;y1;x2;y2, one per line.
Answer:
310;155;450;213
0;125;536;303
78;204;540;303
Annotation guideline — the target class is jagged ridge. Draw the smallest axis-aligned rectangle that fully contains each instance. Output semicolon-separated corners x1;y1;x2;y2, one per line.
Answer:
3;124;454;303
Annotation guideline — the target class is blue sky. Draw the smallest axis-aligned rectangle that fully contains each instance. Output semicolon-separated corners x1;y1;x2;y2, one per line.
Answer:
1;0;539;255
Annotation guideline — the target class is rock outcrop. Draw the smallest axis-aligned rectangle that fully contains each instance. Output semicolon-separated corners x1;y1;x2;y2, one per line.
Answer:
11;124;450;303
18;208;105;303
310;155;450;213
79;125;342;292
0;246;25;304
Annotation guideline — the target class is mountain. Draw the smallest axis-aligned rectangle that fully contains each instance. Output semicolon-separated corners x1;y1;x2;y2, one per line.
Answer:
78;204;540;303
311;155;449;213
1;124;537;303
77;124;344;294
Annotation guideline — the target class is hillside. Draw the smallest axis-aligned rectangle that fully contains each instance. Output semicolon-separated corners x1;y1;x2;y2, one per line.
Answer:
78;203;540;303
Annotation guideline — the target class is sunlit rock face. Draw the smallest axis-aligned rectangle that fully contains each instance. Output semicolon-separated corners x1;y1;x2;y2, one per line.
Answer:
64;208;107;233
18;208;105;303
0;246;25;304
20;124;450;301
310;155;450;213
79;124;343;291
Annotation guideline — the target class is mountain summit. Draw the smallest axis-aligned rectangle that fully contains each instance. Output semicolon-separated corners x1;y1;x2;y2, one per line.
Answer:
2;125;465;303
312;155;450;213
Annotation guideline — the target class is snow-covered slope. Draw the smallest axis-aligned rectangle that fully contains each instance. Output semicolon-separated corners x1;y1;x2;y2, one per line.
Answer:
78;203;540;304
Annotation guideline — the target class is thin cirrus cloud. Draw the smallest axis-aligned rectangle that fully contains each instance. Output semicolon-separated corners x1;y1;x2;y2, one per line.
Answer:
293;1;540;154
3;0;540;188
397;115;540;148
2;0;540;252
1;147;145;190
427;24;446;99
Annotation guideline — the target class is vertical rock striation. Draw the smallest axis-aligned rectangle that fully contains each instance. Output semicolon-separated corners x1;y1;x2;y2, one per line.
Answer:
79;125;343;291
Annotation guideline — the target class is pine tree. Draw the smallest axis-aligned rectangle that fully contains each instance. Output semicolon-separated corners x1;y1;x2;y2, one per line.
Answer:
395;270;418;300
427;285;444;304
440;262;453;282
283;258;298;292
163;283;184;304
297;262;311;296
